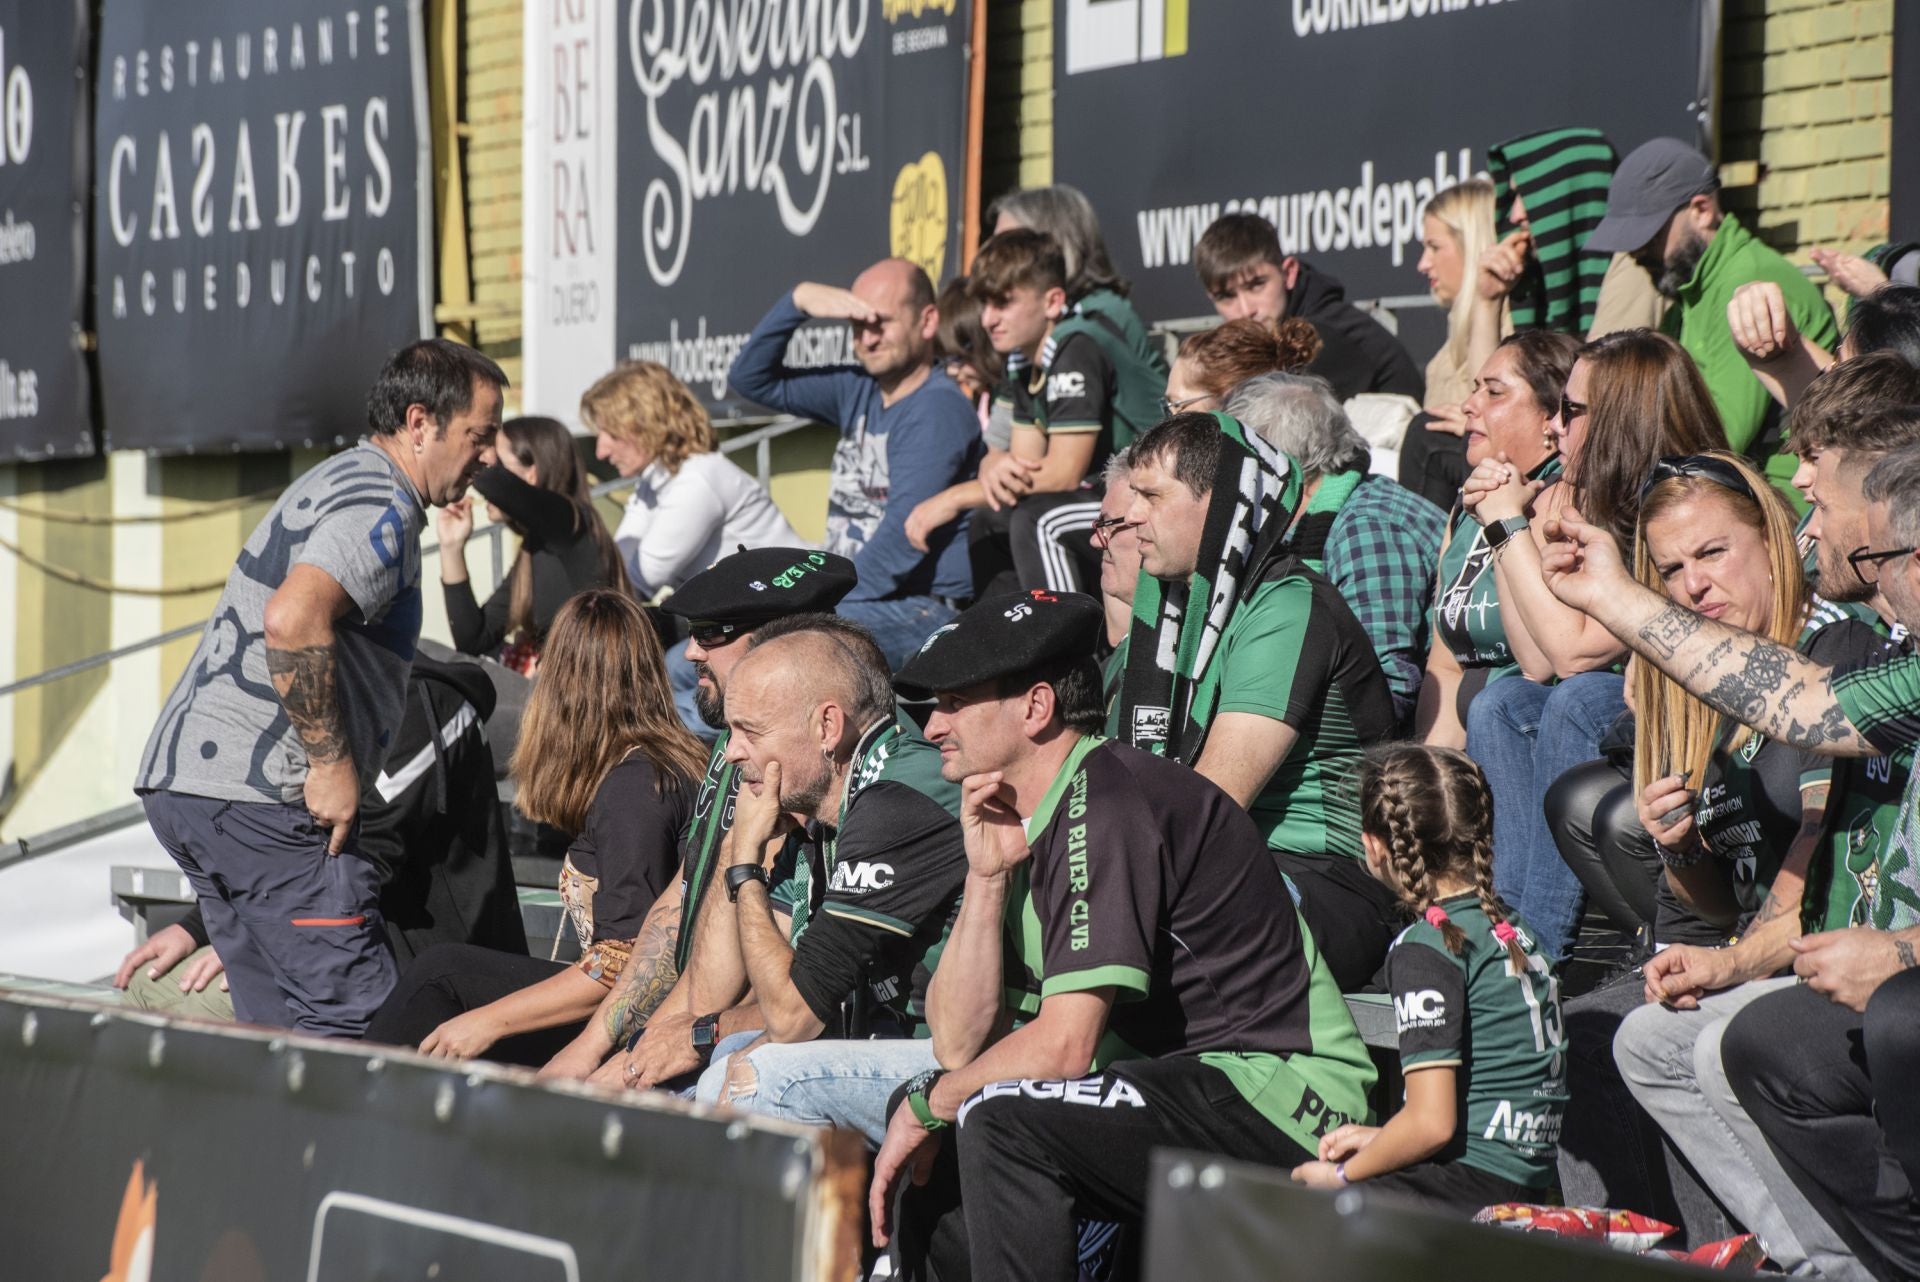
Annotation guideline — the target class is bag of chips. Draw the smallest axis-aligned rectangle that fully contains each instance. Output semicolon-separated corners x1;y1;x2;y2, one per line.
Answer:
1471;1204;1676;1254
1652;1234;1765;1271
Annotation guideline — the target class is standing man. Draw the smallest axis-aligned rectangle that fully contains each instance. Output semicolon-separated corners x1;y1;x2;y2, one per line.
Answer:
729;260;983;669
1584;138;1837;498
870;589;1375;1280
134;339;506;1036
538;546;859;1082
1114;412;1400;990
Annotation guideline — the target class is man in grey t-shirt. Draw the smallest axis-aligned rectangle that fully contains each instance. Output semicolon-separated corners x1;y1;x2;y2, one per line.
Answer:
136;339;506;1036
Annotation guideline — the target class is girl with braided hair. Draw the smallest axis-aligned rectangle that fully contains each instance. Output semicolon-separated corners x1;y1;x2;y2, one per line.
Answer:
1293;743;1568;1210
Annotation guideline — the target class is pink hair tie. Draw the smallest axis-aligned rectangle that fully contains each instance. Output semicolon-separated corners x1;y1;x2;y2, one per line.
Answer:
1493;921;1519;944
1424;905;1450;929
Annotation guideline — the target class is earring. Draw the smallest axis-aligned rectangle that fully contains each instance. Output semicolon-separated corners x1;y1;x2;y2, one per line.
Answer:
1543;427;1556;451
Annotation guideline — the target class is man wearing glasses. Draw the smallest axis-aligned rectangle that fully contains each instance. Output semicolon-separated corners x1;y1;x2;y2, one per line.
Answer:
537;547;859;1085
1543;436;1920;1279
729;260;983;670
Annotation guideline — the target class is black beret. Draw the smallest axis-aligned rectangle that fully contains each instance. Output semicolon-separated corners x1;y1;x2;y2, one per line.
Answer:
661;546;857;628
893;589;1103;699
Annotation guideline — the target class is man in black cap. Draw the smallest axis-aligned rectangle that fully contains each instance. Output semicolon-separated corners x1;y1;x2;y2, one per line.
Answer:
1585;137;1836;496
538;547;857;1083
869;588;1375;1280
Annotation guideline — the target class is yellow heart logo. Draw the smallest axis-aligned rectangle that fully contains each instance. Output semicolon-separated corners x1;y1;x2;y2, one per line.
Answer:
890;152;949;283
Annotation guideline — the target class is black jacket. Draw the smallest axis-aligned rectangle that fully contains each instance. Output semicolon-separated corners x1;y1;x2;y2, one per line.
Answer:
182;654;526;964
1288;259;1424;402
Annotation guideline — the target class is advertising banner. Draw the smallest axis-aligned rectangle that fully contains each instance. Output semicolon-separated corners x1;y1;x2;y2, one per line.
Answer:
1055;0;1717;322
0;0;93;459
0;991;862;1280
523;0;975;422
93;0;432;452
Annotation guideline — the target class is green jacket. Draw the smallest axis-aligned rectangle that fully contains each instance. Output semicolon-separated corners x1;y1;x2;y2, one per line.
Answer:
1661;215;1836;503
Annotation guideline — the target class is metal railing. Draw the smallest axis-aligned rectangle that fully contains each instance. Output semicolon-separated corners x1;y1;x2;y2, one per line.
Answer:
0;415;819;704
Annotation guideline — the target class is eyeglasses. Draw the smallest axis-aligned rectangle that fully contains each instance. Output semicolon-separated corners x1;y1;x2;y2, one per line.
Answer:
1848;544;1917;585
1558;394;1589;426
1160;393;1213;418
688;621;744;649
1637;454;1758;506
1090;515;1138;548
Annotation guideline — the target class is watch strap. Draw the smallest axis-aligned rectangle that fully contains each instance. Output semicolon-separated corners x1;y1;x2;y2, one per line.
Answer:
1484;514;1529;549
904;1070;949;1132
726;863;769;902
690;1012;721;1065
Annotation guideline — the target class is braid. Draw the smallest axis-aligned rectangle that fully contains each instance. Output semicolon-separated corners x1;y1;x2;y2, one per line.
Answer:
1453;758;1528;971
1366;750;1468;957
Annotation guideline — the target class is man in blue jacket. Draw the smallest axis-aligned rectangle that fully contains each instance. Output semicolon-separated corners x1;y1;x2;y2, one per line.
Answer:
730;260;983;668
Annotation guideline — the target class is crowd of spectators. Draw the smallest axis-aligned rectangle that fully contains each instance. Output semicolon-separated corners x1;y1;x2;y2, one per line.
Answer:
116;130;1920;1280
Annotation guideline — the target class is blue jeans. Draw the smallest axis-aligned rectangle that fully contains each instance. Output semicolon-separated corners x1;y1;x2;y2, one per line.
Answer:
837;597;960;672
695;1036;942;1146
1465;670;1625;960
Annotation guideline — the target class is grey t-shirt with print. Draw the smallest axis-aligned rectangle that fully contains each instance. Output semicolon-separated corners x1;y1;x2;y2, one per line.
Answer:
137;442;427;805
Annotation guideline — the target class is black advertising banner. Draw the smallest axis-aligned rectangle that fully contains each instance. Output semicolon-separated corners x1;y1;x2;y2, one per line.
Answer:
1144;1152;1713;1280
611;0;973;416
94;1;431;453
0;991;861;1279
0;0;93;459
1055;0;1715;322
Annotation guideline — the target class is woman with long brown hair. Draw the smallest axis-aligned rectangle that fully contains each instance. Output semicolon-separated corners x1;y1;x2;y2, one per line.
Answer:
364;589;708;1066
437;415;629;673
1458;328;1728;960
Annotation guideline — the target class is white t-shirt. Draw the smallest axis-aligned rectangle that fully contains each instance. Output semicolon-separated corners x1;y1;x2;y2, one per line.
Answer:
612;451;806;597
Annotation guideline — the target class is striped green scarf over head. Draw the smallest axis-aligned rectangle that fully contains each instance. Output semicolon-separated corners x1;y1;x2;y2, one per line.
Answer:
1488;126;1618;336
1116;412;1303;763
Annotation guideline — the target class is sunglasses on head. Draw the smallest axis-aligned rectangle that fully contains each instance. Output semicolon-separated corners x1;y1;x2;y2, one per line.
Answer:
1637;454;1757;506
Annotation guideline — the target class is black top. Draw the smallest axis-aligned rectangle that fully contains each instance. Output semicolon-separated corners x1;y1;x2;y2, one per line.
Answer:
785;779;968;1030
444;466;610;655
571;755;696;944
1287;259;1424;401
1654;618;1884;945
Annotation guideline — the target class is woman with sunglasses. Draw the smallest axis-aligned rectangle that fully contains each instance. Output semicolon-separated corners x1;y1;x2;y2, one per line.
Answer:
364;590;708;1066
1453;328;1726;961
1544;452;1887;1242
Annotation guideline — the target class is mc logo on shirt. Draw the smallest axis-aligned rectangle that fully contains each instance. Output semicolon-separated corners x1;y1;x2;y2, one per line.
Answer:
829;861;895;893
1046;370;1088;403
1394;988;1446;1030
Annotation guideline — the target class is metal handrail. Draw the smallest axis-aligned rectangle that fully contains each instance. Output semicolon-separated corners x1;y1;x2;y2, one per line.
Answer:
0;415;819;702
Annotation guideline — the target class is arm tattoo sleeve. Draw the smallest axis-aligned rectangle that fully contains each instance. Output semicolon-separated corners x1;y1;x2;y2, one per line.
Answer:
604;914;681;1045
266;644;350;764
1637;604;1704;660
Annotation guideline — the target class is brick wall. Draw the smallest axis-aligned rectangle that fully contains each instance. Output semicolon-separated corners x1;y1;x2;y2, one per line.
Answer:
463;0;525;391
1722;0;1893;268
982;0;1053;203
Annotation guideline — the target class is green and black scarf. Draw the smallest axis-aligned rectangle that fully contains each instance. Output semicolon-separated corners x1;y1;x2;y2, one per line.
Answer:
1115;413;1304;763
1488;126;1618;336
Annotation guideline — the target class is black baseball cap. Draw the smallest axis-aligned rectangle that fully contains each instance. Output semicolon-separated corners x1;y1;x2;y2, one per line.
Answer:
661;546;857;631
893;589;1103;699
1585;138;1718;255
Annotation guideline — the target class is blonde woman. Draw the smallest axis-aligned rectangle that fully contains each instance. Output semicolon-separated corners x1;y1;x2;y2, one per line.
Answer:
582;361;802;598
1402;179;1505;507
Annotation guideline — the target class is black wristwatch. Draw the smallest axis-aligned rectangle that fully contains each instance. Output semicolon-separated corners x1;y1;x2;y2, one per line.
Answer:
690;1012;721;1066
902;1068;950;1132
1483;514;1529;550
726;864;769;902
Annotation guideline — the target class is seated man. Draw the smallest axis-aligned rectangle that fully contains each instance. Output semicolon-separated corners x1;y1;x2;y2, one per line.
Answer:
959;229;1166;599
1226;372;1444;731
1092;456;1141;705
729;258;983;668
1113;412;1399;990
871;589;1375;1279
1194;212;1421;401
537;547;860;1083
682;615;968;1143
1544;441;1920;1281
116;652;525;1018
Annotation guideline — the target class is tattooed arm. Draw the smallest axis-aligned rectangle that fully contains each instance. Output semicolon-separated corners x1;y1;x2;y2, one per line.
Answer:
262;564;362;852
536;884;684;1081
1540;508;1879;757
